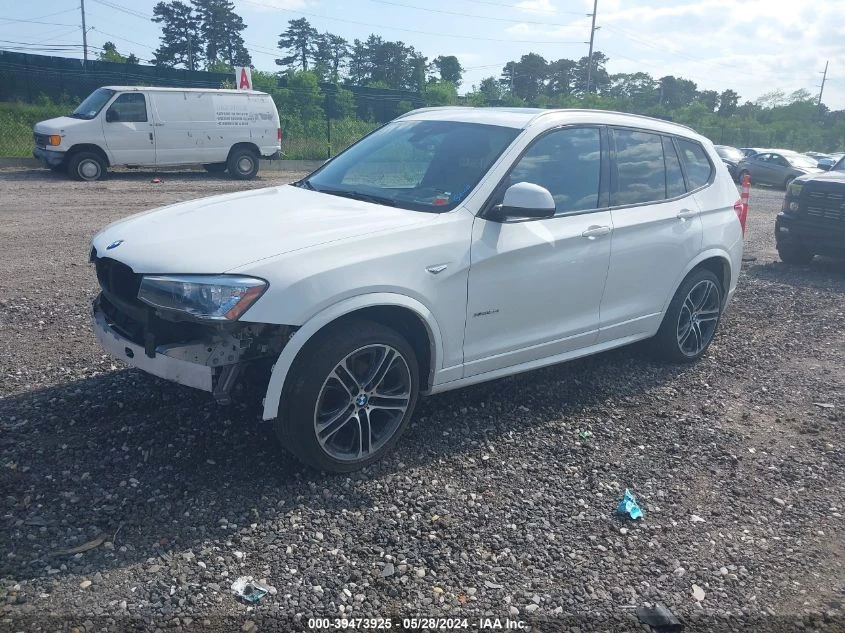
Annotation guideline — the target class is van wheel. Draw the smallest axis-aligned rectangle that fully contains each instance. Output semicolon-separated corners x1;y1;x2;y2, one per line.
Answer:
203;162;227;174
649;268;723;363
227;148;259;180
68;152;106;181
275;319;419;472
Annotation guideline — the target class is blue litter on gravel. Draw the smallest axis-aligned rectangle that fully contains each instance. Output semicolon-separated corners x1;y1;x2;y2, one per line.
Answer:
617;489;644;520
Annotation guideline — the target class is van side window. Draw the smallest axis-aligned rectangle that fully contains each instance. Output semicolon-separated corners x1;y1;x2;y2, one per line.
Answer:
507;127;601;214
676;139;713;189
663;136;686;197
611;129;665;205
107;94;147;123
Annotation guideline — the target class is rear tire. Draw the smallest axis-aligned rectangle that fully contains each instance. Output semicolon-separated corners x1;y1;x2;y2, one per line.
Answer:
777;243;814;265
203;162;227;174
68;151;106;181
275;319;419;472
649;268;723;363
226;147;259;180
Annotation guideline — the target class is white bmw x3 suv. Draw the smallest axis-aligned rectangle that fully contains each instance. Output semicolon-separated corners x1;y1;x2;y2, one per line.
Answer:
90;107;744;471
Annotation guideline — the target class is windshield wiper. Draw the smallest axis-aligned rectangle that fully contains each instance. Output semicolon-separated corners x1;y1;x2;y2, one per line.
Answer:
318;188;398;207
293;178;315;190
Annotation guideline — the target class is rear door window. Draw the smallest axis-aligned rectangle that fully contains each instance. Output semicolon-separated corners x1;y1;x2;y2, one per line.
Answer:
676;139;713;189
611;129;666;205
663;137;686;197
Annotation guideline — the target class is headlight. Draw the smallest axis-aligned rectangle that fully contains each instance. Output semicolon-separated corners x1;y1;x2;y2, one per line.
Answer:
137;275;267;321
787;181;803;197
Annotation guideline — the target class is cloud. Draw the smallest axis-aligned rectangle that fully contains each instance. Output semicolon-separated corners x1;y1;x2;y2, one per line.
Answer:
515;0;557;15
236;0;306;11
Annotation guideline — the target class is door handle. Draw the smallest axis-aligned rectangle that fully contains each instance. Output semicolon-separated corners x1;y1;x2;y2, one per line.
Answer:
677;208;697;220
149;132;154;142
581;225;612;239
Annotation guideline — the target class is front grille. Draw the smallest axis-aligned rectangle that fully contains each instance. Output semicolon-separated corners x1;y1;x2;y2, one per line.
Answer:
805;190;845;222
34;133;49;148
95;257;143;305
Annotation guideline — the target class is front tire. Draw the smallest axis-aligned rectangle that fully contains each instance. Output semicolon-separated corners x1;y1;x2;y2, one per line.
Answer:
777;243;814;265
68;151;106;181
227;147;259;180
275;320;420;472
649;269;723;363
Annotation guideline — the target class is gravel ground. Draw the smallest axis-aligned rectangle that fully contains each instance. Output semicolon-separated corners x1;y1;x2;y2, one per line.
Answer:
0;168;843;632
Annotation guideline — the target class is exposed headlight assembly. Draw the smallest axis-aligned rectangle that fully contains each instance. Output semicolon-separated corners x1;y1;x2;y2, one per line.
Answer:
137;275;267;321
787;181;803;197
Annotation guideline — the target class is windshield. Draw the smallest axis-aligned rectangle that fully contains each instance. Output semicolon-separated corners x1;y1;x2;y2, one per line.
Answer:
303;120;521;212
71;88;115;120
784;153;819;169
716;146;743;161
833;156;845;172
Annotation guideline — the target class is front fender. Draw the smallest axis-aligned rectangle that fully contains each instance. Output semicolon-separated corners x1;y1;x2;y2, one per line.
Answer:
261;292;444;421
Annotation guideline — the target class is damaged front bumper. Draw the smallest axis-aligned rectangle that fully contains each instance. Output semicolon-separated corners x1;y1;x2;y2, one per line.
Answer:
92;293;289;403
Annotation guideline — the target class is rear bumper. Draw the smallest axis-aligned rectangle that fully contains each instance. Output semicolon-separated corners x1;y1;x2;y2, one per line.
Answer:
92;298;213;392
33;146;66;167
776;212;845;257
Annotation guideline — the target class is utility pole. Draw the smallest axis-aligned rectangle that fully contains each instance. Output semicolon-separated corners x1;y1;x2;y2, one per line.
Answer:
188;33;195;72
817;60;829;109
585;0;598;94
80;0;88;63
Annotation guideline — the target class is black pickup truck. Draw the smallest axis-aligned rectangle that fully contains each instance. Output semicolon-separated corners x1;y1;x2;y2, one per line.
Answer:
776;157;845;264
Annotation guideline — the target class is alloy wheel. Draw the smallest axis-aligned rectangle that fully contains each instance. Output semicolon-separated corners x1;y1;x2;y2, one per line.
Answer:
314;344;412;463
676;279;721;357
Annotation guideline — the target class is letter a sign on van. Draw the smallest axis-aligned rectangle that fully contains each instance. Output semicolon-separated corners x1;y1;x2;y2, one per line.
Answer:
235;66;252;90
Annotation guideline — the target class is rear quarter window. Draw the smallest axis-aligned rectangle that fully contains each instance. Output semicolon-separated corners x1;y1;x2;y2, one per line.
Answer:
676;139;713;189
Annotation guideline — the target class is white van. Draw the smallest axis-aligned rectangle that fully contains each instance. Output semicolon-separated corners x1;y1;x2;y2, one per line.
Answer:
33;86;281;181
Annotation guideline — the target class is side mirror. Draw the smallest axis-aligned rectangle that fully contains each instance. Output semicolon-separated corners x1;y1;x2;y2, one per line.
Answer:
487;182;556;222
105;109;119;122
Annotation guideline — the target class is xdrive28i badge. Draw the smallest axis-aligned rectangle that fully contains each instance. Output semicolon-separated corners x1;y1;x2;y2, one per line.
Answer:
106;240;124;250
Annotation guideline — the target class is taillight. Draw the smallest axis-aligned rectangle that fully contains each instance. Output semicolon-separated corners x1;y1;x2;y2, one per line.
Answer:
734;199;747;237
277;128;282;142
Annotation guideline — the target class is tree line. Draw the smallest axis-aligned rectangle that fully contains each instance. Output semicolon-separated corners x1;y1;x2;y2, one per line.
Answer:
129;1;844;150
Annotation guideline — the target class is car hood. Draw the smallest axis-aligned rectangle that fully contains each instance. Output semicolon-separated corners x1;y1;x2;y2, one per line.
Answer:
91;185;434;274
795;169;845;184
34;116;90;133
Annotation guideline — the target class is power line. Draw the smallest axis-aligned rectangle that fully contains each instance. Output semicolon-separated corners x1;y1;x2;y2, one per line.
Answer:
460;0;585;15
89;0;152;21
0;19;78;27
239;0;585;44
0;8;79;24
364;0;588;27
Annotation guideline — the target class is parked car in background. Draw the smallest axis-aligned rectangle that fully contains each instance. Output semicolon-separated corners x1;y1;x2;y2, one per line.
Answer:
816;152;844;171
33;86;281;181
776;153;845;264
88;107;744;470
736;150;823;188
739;147;770;158
715;145;744;181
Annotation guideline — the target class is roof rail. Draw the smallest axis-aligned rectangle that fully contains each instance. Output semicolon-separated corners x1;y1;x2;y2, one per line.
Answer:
526;108;697;132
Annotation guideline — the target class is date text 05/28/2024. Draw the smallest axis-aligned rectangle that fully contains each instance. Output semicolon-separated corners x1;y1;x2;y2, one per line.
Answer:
306;617;528;630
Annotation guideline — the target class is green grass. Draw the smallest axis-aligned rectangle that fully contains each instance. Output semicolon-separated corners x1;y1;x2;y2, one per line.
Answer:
0;101;72;157
0;101;378;160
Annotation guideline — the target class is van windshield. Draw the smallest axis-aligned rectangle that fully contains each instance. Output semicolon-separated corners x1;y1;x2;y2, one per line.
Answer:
71;88;115;120
301;120;520;212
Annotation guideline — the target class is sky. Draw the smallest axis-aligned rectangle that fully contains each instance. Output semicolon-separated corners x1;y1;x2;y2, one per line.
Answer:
1;0;843;110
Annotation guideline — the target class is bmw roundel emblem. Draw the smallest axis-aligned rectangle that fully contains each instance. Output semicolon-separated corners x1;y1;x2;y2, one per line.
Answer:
107;239;124;250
